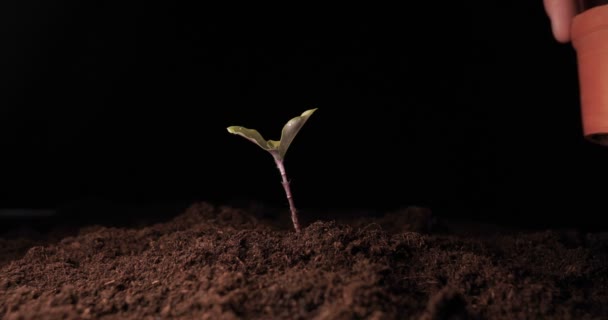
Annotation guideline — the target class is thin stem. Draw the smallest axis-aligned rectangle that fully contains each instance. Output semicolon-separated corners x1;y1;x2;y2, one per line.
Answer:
273;154;301;233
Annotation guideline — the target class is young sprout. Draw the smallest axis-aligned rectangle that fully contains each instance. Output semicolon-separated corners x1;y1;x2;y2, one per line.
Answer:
227;108;317;233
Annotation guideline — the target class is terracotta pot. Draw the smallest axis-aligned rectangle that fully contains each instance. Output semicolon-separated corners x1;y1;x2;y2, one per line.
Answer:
572;3;608;145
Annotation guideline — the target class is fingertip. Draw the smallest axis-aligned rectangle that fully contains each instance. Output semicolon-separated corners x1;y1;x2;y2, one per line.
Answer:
552;22;572;43
544;0;577;43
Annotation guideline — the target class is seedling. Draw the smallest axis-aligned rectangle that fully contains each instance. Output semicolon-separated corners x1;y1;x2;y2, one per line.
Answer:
227;108;317;233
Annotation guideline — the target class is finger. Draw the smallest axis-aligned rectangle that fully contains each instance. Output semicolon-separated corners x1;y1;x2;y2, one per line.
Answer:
543;0;578;43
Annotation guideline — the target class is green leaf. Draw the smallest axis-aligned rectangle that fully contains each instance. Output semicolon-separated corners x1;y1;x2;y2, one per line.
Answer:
277;108;317;159
226;126;274;151
227;108;317;160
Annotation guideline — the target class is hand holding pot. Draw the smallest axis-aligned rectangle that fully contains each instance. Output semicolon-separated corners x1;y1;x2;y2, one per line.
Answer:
545;0;608;144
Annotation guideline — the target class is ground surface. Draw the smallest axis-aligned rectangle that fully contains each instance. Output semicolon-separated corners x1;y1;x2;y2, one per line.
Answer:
1;202;607;319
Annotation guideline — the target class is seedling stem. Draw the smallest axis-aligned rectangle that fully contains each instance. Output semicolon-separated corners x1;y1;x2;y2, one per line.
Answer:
272;152;300;232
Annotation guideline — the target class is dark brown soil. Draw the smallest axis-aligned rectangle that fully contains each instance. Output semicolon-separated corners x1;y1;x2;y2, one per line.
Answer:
1;202;607;319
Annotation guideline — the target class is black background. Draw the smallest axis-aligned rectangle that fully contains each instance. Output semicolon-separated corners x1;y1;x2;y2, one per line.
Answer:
2;2;608;229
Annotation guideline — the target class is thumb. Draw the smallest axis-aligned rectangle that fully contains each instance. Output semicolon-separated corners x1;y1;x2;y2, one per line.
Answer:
543;0;578;43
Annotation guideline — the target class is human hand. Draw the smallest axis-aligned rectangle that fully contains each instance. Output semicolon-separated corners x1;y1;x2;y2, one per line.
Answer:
543;0;579;43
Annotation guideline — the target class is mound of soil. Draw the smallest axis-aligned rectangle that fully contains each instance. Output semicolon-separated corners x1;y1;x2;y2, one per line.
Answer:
1;202;607;319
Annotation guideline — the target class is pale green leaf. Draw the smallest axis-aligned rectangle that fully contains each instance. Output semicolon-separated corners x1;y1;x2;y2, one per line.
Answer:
278;108;317;159
226;126;274;151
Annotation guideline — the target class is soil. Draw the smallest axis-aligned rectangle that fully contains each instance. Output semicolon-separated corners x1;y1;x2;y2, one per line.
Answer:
1;202;607;319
